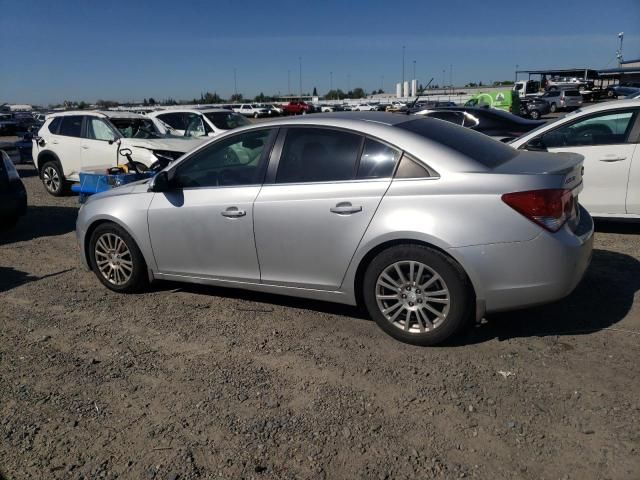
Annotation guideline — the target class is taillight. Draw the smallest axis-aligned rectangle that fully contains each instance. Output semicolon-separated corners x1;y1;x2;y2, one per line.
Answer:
502;189;574;232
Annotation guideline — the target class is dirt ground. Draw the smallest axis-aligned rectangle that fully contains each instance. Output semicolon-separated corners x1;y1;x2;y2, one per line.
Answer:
1;162;639;480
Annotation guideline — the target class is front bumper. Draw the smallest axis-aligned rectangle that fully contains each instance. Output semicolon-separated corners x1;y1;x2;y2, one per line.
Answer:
451;206;594;313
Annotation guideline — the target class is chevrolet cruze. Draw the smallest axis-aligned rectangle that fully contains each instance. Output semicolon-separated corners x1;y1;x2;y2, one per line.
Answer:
76;112;594;345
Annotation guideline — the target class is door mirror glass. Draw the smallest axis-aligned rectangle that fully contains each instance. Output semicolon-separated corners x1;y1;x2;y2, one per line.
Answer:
119;148;133;156
525;137;548;151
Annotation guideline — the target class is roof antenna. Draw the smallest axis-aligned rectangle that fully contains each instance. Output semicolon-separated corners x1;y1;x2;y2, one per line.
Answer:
407;78;433;114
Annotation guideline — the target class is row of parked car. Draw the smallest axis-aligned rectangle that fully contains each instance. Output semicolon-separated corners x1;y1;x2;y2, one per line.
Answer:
3;95;639;346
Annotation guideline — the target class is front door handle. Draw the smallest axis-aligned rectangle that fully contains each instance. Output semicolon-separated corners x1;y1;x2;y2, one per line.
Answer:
330;202;362;215
221;207;246;218
81;145;89;150
599;156;627;162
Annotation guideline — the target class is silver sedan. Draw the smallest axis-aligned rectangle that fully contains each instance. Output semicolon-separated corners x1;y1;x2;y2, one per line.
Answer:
76;112;594;345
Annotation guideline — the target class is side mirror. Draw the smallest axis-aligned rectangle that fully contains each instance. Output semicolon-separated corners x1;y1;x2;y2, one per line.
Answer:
119;148;132;156
149;170;171;192
525;137;547;151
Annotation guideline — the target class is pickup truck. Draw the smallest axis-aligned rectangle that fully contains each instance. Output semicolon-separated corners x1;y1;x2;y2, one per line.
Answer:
281;101;313;115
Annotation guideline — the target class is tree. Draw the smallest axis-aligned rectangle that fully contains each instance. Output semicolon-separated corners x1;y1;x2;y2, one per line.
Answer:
77;101;88;109
312;87;318;96
201;91;221;104
143;98;148;106
230;93;243;102
324;89;346;100
96;99;119;108
254;92;266;102
148;97;156;106
351;87;366;99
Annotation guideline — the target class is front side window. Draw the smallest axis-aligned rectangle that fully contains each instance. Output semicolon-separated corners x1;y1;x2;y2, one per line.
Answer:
173;129;272;188
185;114;207;137
357;138;401;179
58;116;83;137
204;111;250;130
85;118;117;141
541;110;637;148
276;128;362;183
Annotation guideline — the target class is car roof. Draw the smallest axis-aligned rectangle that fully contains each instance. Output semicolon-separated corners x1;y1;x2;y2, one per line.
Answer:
563;98;640;114
148;108;231;115
48;110;145;119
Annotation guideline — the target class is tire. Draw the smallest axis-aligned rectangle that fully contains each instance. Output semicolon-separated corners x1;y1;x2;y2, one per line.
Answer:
254;113;259;119
40;161;66;196
362;245;473;346
549;102;557;113
89;222;149;293
529;109;540;120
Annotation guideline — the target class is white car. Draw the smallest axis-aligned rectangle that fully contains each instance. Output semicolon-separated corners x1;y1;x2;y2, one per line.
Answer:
232;104;269;118
148;108;250;136
510;99;640;219
320;105;334;112
32;111;203;196
352;103;376;111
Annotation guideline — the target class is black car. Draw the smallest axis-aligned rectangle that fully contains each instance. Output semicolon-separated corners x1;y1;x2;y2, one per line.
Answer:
0;113;18;136
0;150;27;229
415;106;545;142
407;100;457;114
519;97;551;120
14;132;34;163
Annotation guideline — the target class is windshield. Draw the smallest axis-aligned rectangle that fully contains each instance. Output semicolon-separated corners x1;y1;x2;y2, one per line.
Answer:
204;111;250;130
110;117;162;139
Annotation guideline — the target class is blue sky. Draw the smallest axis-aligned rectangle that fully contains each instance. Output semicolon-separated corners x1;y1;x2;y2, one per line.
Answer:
1;0;638;105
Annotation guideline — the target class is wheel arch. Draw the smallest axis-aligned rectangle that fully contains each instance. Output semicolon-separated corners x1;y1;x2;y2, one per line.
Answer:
351;238;479;315
37;150;62;174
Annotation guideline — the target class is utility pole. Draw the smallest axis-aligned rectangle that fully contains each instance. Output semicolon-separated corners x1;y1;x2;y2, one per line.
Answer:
299;56;302;99
347;73;351;93
449;64;452;90
287;70;290;96
381;75;384;92
515;64;519;83
442;69;445;91
413;60;416;81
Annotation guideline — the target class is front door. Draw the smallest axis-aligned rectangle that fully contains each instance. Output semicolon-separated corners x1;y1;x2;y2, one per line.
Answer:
81;117;119;172
539;108;639;215
147;128;275;281
254;128;401;290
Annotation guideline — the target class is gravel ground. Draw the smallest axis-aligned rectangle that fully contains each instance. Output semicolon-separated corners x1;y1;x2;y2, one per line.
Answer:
1;163;639;480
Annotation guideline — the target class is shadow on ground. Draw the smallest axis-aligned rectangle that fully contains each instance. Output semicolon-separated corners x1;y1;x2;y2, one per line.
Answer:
594;219;640;234
0;205;77;245
152;248;638;345
0;267;73;293
457;249;640;345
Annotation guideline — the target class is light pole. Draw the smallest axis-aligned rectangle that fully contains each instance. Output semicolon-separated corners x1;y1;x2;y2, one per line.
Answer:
381;75;384;92
402;45;406;88
515;64;519;83
299;56;302;99
347;73;351;94
442;69;445;91
449;64;452;90
617;32;624;66
233;68;237;99
330;71;333;98
287;70;290;96
413;60;416;81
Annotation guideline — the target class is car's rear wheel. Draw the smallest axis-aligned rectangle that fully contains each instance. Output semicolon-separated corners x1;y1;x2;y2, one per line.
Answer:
89;223;148;293
529;109;541;120
41;161;66;196
363;245;472;346
549;102;557;113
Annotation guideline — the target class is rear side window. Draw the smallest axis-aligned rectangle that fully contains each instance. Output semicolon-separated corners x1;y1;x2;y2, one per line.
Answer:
48;116;62;134
396;118;517;168
58;116;83;137
395;154;433;179
564;90;581;97
276;128;362;183
356;138;401;179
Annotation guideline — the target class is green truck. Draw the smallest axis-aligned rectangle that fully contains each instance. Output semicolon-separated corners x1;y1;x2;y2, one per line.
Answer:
464;90;520;113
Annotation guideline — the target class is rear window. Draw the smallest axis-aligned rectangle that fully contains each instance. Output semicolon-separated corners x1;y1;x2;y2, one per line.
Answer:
396;118;517;168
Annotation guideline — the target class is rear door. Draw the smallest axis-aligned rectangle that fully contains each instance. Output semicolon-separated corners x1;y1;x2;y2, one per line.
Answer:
54;115;85;180
253;128;401;290
536;107;639;215
81;116;119;171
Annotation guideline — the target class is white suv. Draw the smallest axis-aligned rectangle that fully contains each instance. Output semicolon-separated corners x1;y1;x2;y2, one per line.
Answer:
33;111;203;196
148;108;250;136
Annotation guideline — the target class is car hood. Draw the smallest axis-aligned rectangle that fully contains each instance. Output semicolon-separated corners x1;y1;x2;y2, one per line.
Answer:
121;136;206;153
85;178;152;204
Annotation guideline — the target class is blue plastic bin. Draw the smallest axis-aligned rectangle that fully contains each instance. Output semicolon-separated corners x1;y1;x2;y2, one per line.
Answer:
71;171;154;203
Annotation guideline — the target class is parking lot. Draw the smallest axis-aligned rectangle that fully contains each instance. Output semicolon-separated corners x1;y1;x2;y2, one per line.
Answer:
1;160;639;479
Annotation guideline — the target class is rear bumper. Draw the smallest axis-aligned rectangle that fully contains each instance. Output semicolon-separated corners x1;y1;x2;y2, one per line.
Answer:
451;206;594;313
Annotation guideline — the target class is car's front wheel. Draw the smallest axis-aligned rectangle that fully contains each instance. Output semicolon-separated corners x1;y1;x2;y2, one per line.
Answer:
89;223;148;293
549;102;557;113
41;161;66;196
529;109;541;120
363;245;472;346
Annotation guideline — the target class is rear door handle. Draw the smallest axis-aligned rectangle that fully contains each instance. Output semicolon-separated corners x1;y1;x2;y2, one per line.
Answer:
330;202;362;215
599;156;627;162
81;145;89;150
221;207;246;218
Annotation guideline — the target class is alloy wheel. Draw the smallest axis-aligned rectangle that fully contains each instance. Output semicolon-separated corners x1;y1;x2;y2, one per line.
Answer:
42;166;60;193
375;260;450;333
94;233;134;286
